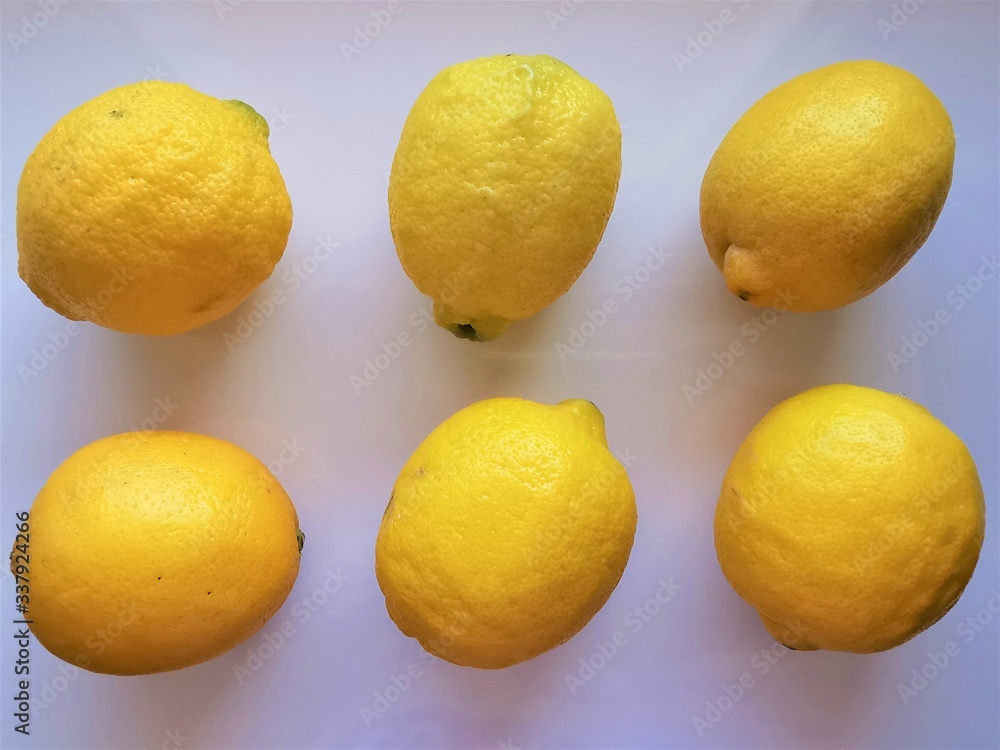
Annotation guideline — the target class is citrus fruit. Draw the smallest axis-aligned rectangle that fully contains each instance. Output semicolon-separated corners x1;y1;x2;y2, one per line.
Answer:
715;384;985;652
375;398;636;668
700;60;954;311
17;81;292;335
17;431;303;675
388;54;621;341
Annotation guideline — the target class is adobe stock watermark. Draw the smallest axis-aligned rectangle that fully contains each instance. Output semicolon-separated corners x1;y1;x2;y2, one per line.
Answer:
897;588;1000;705
545;0;585;30
878;0;930;40
349;267;466;394
159;728;189;750
265;107;295;138
683;289;797;405
213;0;244;21
69;397;181;504
142;64;170;81
232;567;350;685
348;300;434;394
359;607;475;726
673;0;751;72
223;235;338;353
18;267;135;385
128;396;179;431
565;577;681;694
28;601;140;715
887;254;998;372
7;0;70;52
264;437;307;479
340;1;404;63
17;320;83;385
125;395;180;437
555;245;674;361
692;619;808;737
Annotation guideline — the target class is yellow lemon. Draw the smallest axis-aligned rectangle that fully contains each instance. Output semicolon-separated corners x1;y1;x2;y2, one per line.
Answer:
715;384;985;653
17;81;292;335
16;431;302;675
388;54;621;341
375;398;636;668
700;60;954;311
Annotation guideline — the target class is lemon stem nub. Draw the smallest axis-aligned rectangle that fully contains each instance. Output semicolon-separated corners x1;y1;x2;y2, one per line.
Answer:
296;529;305;553
433;306;510;341
452;324;481;341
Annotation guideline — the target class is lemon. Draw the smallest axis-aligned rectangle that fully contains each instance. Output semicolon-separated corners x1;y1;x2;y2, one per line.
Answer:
715;384;985;653
700;60;954;311
17;431;303;675
17;81;292;335
375;398;636;668
388;54;621;341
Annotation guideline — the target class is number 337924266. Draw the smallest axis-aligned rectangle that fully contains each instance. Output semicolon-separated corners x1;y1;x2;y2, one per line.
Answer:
12;511;30;603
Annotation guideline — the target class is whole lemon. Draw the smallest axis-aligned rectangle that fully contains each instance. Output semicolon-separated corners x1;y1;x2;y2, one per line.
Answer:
17;431;303;675
388;55;621;341
700;60;954;311
715;384;985;653
17;81;293;335
375;398;636;668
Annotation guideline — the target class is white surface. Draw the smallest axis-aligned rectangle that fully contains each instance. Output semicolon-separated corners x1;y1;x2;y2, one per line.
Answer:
2;2;998;749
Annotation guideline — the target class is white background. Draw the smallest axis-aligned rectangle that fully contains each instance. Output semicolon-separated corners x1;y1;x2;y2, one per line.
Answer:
1;2;998;748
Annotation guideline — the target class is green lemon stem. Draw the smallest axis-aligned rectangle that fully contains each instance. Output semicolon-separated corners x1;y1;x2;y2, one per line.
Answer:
558;399;608;444
432;302;510;342
224;99;270;138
